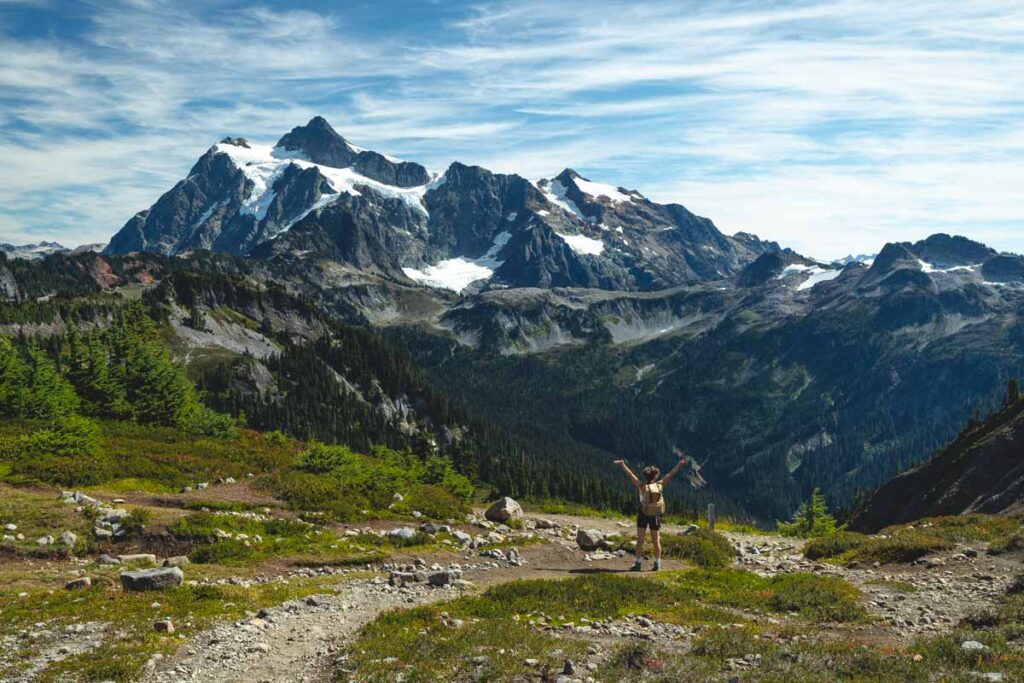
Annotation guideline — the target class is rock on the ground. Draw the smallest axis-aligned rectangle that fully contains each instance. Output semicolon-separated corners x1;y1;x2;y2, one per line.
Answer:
484;497;523;524
118;553;158;565
120;567;184;592
58;531;77;547
576;528;606;551
163;556;191;567
427;569;463;586
153;619;175;634
65;577;92;590
389;527;417;540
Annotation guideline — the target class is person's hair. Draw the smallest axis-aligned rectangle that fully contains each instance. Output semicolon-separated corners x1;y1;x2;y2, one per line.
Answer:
642;465;660;482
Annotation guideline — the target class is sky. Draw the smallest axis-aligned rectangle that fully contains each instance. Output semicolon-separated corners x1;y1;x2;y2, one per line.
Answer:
1;0;1024;259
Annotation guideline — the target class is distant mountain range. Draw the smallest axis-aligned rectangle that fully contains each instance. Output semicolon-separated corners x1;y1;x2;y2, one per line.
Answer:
0;241;105;261
3;116;1022;518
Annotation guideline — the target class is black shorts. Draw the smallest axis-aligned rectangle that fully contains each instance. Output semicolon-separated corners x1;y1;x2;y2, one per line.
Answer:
637;512;662;530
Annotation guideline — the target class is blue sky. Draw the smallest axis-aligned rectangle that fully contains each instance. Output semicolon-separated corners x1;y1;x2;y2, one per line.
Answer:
2;0;1024;259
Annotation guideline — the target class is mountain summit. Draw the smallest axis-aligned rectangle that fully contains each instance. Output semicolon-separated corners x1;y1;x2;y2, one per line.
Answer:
105;117;778;291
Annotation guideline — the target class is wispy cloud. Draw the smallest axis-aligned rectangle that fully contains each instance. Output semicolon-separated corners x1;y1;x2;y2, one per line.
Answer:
0;0;1023;258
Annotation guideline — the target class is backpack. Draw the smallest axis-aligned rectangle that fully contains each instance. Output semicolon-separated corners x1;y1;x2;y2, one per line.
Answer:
641;482;665;516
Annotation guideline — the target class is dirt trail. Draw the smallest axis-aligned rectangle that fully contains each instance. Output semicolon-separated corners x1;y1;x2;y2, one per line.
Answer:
138;512;1020;682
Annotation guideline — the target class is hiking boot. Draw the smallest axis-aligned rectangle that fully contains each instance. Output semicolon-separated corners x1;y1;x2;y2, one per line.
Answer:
630;559;642;572
652;559;661;571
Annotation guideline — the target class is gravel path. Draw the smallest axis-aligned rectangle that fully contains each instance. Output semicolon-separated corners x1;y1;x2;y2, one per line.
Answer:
140;578;449;683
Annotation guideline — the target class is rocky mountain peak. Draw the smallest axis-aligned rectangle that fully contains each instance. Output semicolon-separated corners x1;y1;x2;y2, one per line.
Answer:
906;233;996;268
274;116;357;168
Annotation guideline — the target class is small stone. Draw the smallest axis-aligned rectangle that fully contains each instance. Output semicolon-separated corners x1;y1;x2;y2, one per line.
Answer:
961;640;988;652
65;577;92;590
163;556;191;567
562;660;575;675
305;596;321;607
97;553;121;565
36;535;54;546
153;619;174;634
524;658;539;667
3;523;16;532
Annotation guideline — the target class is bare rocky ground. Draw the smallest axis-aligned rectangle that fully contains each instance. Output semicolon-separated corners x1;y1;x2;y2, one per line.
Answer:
4;505;1021;682
133;514;1020;683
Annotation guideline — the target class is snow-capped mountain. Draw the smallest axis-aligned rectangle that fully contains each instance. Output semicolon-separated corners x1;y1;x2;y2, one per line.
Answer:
0;241;68;260
105;117;778;292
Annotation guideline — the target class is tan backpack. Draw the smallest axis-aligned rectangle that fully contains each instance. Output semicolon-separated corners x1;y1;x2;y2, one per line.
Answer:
641;482;665;516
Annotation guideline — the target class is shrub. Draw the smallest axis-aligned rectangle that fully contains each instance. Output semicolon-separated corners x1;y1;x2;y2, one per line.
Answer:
804;531;868;560
120;507;151;541
659;529;736;569
12;416;110;486
404;484;469;520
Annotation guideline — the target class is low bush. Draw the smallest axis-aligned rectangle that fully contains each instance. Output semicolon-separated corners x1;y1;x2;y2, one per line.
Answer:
659;528;736;569
804;531;868;560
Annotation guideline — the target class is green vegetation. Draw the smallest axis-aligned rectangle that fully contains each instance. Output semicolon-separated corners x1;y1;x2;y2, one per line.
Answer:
346;569;865;681
657;528;737;569
776;487;839;538
263;443;472;522
805;515;1020;564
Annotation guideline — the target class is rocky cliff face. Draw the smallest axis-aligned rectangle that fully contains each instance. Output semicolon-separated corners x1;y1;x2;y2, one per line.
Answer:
850;397;1024;531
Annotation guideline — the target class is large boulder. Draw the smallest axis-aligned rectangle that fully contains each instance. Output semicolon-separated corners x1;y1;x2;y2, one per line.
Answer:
576;528;605;551
484;497;523;524
120;567;184;592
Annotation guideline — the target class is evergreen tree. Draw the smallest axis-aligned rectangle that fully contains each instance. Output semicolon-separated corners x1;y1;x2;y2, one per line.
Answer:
777;488;839;538
22;346;79;420
0;336;27;417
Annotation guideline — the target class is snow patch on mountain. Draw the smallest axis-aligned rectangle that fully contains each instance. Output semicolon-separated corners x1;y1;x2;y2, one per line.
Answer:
536;179;584;219
917;260;981;274
555;232;605;256
777;264;842;291
574;177;634;204
214;142;438;225
403;231;512;292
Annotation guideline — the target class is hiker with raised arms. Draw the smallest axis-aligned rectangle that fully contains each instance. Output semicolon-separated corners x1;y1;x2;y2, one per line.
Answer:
613;452;689;571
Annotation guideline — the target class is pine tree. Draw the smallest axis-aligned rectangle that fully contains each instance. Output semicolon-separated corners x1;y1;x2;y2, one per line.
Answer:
776;487;839;538
0;336;27;417
22;346;79;420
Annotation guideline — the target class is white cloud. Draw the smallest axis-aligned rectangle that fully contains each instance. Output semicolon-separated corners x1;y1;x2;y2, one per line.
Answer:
1;0;1024;259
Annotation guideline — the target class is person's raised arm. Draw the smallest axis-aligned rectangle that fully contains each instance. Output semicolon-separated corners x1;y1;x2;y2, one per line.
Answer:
659;453;688;485
613;459;642;490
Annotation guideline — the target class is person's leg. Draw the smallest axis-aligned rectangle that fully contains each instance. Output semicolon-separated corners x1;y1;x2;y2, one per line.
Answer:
651;529;662;570
632;526;645;570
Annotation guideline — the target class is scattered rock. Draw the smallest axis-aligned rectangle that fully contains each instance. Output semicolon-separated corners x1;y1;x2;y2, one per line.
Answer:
389;527;417;540
58;531;78;547
3;523;16;532
154;619;175;634
65;577;92;590
961;640;988;652
36;535;54;546
120;567;184;592
427;569;463;586
484;497;523;524
576;528;605;551
118;553;158;565
97;553;121;565
163;556;191;567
